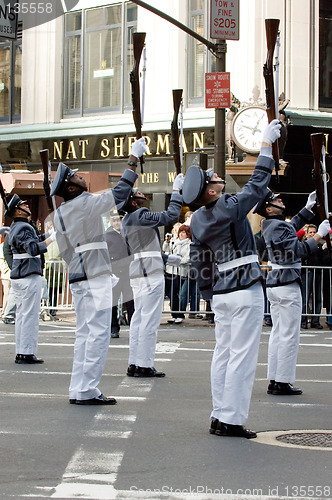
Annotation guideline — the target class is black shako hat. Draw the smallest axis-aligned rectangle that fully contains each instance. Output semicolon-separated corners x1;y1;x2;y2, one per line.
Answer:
253;188;280;217
4;194;27;218
50;162;77;197
182;166;217;205
117;188;147;212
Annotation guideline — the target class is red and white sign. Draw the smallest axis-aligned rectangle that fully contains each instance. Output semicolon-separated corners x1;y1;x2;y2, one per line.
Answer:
210;0;239;40
205;72;231;109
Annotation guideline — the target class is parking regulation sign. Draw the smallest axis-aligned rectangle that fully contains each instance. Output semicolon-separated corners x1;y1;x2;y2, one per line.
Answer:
205;72;231;109
0;0;18;39
210;0;239;40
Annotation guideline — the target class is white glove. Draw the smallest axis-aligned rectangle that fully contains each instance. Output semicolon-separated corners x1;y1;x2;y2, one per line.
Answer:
305;191;317;211
262;119;282;146
172;173;185;192
130;138;147;159
167;254;181;266
317;219;331;238
110;274;120;288
49;227;56;242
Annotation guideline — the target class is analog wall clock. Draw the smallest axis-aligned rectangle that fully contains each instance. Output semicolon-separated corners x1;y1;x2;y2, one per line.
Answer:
231;106;268;154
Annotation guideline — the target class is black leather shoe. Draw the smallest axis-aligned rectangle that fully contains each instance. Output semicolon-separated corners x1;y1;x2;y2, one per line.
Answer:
272;382;303;395
267;380;275;394
209;418;219;434
16;354;44;364
311;323;323;330
76;394;117;405
134;366;166;377
215;422;257;439
127;364;136;377
111;330;120;338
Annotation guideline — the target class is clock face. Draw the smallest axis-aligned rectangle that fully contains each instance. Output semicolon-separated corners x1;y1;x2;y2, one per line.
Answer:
232;106;268;154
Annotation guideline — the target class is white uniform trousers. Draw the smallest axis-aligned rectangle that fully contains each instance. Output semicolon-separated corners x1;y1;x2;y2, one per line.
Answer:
129;274;164;368
69;275;113;401
267;282;302;383
11;274;42;355
211;282;264;425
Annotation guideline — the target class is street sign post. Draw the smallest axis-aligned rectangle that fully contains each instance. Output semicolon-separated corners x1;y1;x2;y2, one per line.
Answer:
205;72;231;109
210;0;239;40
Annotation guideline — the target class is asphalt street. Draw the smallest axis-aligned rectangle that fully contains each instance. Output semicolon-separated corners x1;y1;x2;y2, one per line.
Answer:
1;316;332;500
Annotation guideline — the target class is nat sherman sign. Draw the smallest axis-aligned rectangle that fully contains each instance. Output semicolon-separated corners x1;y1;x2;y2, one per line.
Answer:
51;130;213;161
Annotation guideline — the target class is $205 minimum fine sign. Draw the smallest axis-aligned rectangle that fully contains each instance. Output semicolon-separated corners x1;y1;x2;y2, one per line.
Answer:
205;72;230;109
210;0;239;40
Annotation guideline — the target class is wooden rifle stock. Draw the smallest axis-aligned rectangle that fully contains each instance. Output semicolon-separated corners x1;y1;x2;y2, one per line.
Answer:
40;149;55;213
171;89;183;175
130;32;146;173
263;19;280;179
311;133;331;253
0;178;9;213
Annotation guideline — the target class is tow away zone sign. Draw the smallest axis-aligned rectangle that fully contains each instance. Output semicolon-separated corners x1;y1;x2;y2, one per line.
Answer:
211;0;239;40
0;1;18;39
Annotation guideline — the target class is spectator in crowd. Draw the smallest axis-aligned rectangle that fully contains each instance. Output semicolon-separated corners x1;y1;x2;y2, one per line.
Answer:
175;224;202;320
301;224;324;330
44;221;63;319
165;222;184;323
105;211;134;338
184;210;194;226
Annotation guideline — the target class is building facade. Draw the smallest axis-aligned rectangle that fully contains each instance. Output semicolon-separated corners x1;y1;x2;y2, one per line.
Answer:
0;0;331;228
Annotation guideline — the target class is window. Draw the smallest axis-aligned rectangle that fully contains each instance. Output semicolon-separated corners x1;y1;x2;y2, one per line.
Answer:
319;0;332;109
0;25;22;123
64;2;137;116
188;0;215;105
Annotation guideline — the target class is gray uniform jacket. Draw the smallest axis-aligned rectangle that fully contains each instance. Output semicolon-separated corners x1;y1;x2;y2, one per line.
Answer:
121;192;182;279
9;219;47;279
54;169;137;284
190;153;274;300
262;208;318;287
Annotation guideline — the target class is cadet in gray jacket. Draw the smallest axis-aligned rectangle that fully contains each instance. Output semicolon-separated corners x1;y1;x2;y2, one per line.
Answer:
182;120;281;439
51;138;146;405
119;174;184;378
254;190;330;396
6;195;54;364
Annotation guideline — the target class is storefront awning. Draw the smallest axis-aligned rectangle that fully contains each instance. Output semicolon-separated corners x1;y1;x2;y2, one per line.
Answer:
286;109;332;128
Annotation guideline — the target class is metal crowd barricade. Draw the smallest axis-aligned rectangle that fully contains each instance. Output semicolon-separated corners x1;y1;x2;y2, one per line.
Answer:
3;260;329;324
41;260;73;316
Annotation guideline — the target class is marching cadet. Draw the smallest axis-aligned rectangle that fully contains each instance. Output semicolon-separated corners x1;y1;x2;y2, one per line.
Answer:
51;138;147;405
6;195;54;364
254;190;330;395
119;174;184;378
182;120;281;439
105;211;134;338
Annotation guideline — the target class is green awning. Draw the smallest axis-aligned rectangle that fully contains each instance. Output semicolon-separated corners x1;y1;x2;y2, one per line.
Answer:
286;109;332;128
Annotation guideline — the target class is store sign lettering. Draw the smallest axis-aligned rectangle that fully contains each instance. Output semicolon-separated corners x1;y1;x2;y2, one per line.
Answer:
53;132;205;161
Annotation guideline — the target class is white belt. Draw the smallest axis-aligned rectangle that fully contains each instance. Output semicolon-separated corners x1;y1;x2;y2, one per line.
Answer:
74;242;108;253
217;255;259;272
134;251;161;260
13;253;40;259
269;261;301;270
